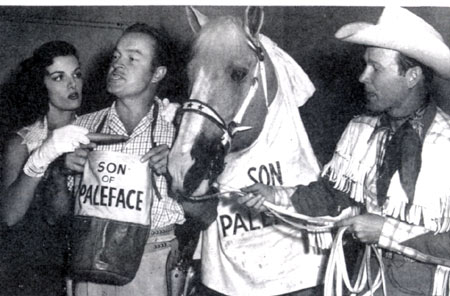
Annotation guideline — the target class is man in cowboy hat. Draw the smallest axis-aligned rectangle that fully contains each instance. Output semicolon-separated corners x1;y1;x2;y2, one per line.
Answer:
239;7;450;295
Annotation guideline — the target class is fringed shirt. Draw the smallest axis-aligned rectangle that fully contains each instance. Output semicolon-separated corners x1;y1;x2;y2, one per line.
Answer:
291;103;450;295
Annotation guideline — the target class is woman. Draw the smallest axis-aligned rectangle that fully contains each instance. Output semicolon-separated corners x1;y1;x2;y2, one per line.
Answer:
0;41;90;296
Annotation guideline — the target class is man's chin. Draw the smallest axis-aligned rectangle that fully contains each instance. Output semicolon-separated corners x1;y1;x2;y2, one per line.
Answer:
107;84;121;95
365;103;384;116
365;110;384;117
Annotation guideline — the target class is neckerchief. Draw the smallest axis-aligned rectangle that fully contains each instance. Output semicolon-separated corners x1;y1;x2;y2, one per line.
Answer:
375;98;436;206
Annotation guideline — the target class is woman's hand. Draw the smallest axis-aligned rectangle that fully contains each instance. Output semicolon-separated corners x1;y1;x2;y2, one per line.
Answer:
23;125;90;177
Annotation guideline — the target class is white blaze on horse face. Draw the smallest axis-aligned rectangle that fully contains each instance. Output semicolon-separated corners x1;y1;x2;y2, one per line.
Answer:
168;67;212;195
190;66;213;109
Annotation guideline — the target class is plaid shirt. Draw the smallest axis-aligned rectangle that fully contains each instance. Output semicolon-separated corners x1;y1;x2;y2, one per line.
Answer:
74;98;184;229
378;217;450;267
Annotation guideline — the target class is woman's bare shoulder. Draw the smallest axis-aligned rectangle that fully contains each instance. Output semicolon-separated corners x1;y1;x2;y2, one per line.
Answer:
4;133;29;163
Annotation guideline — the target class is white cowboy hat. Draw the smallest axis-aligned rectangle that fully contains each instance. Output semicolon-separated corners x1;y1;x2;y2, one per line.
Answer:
335;6;450;79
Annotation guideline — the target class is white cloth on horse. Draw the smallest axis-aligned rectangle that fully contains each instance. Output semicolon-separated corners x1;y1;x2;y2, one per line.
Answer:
200;35;327;296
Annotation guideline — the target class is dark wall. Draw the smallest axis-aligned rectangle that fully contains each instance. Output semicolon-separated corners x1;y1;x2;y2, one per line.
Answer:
1;6;449;164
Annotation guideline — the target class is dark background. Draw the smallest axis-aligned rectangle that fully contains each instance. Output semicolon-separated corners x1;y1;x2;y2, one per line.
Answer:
0;6;450;163
0;5;449;295
0;5;449;164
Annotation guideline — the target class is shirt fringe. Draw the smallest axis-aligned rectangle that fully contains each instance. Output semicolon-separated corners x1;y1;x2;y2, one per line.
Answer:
322;115;450;234
308;232;333;250
433;266;450;296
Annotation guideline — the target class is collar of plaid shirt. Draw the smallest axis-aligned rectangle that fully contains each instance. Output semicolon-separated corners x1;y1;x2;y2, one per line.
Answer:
103;101;157;138
102;100;162;199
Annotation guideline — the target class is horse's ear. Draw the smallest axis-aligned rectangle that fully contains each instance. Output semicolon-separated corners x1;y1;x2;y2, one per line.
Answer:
244;6;264;39
186;6;209;34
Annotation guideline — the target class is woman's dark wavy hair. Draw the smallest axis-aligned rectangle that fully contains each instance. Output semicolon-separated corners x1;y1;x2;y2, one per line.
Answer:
12;40;79;129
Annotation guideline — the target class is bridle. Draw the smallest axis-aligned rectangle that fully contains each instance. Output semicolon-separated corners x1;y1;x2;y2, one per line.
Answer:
180;36;269;152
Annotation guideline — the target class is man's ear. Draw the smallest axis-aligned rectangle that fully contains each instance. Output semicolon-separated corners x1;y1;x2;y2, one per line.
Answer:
151;66;167;83
406;66;423;88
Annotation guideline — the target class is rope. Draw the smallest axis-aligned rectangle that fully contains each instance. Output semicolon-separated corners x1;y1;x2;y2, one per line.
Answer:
324;226;387;296
263;201;335;232
188;184;338;230
261;201;388;295
188;184;388;296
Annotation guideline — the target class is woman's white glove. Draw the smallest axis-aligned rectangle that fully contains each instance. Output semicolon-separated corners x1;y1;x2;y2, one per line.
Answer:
23;125;90;178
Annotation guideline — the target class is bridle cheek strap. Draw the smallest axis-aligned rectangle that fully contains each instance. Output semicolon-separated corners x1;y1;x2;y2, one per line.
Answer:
232;76;258;125
229;39;268;134
246;38;268;107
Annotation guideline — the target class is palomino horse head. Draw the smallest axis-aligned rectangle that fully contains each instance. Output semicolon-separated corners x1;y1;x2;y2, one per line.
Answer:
169;6;278;198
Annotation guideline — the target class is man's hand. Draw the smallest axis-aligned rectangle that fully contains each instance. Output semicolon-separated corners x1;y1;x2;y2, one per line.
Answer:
160;98;181;123
181;199;219;230
64;133;125;174
336;213;385;244
237;183;277;212
141;144;170;175
65;146;94;173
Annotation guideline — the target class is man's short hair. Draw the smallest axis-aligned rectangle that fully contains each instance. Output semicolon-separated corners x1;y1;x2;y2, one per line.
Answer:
396;52;434;88
123;23;172;69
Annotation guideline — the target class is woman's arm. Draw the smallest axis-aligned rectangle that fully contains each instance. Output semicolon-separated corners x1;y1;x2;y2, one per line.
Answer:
0;134;41;226
1;124;91;226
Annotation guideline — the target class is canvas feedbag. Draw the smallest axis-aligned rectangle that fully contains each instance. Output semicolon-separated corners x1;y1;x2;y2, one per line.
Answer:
71;151;153;285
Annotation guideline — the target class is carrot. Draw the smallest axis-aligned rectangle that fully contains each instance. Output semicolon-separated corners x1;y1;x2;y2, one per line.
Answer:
87;133;129;144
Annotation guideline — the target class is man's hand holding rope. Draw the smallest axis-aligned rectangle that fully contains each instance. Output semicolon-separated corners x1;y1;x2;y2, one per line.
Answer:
336;214;385;244
238;183;277;212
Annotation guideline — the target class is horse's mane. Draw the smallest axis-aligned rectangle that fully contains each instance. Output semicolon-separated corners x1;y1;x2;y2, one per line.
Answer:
190;16;254;66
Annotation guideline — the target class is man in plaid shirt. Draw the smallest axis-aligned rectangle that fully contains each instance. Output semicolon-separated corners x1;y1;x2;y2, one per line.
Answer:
239;7;450;295
65;23;184;296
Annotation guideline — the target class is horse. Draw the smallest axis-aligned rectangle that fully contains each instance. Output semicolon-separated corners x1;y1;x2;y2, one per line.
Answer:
168;6;328;295
169;6;278;198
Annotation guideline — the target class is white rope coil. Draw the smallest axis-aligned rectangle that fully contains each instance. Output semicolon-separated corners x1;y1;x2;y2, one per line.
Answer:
324;226;387;296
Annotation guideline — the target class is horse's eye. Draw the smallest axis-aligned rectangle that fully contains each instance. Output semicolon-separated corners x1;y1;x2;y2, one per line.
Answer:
230;68;248;82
